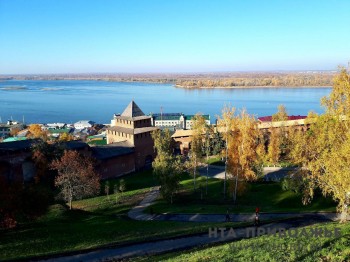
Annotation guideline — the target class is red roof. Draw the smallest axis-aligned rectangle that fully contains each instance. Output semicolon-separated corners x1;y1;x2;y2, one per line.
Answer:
258;115;307;122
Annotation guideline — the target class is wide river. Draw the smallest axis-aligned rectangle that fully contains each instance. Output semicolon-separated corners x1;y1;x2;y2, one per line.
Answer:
0;80;331;124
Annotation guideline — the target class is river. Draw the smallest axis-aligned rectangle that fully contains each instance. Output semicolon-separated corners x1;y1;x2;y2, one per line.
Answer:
0;80;331;124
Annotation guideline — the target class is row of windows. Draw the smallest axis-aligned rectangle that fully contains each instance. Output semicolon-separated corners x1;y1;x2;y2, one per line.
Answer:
108;130;151;139
109;130;132;138
116;119;132;125
155;121;179;125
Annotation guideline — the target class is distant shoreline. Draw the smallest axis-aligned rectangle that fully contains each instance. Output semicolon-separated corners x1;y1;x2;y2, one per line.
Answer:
174;84;332;89
0;79;333;89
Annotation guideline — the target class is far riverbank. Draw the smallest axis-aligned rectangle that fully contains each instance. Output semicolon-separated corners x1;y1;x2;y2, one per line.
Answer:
174;84;332;89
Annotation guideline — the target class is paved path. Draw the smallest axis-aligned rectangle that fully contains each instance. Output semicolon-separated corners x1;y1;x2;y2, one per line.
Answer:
127;186;160;220
263;167;298;181
127;185;345;223
198;165;297;181
38;215;332;262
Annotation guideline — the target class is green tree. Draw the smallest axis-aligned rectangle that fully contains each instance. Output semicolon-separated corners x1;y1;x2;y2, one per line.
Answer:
152;129;183;203
105;181;110;200
119;179;126;201
189;114;207;191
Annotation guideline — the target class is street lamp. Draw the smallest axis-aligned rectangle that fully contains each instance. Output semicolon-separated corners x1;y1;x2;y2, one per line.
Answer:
223;124;228;199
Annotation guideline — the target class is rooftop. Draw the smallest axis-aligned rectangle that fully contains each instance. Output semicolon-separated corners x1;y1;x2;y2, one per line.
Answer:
60;141;89;150
0;139;38;151
91;141;134;160
107;126;158;134
121;101;145;118
258;115;307;122
151;113;210;121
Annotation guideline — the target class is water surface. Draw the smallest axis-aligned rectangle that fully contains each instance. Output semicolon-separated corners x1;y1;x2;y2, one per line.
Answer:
0;80;331;124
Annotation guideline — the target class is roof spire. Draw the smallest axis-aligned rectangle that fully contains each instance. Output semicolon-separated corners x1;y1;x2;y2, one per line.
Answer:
121;100;145;118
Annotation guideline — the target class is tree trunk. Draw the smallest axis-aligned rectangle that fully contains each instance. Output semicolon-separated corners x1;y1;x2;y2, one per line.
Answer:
206;160;208;195
193;158;196;191
340;203;348;223
69;198;72;210
233;169;238;204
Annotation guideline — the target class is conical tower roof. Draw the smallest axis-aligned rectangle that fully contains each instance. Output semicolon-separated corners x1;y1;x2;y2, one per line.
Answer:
121;101;145;118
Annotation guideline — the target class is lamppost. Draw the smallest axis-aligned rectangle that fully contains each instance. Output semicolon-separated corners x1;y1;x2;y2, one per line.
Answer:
204;130;208;195
223;124;228;199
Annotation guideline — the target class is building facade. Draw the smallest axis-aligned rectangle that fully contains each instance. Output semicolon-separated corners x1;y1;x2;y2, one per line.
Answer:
106;101;158;171
74;120;95;130
150;113;210;130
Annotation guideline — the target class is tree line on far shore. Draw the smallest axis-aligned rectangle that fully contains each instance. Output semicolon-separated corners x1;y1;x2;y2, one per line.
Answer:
175;72;334;88
2;71;336;87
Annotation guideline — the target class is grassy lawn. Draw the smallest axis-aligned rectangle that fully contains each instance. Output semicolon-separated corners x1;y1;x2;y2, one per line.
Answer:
146;174;336;214
136;221;350;262
206;156;225;166
0;170;238;261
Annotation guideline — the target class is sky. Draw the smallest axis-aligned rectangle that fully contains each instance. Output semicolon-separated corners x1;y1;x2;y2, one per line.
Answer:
0;0;349;74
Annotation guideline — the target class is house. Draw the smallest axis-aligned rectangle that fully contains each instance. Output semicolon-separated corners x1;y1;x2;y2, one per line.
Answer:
0;121;24;138
74;120;95;130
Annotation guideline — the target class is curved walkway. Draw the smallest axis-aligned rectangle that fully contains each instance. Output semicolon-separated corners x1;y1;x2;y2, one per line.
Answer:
128;187;346;222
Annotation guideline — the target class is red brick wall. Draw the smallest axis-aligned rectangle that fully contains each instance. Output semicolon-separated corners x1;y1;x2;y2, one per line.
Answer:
96;153;135;180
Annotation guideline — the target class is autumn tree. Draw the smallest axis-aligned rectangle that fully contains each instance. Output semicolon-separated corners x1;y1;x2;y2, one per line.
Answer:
267;127;281;165
28;124;47;140
51;150;100;210
268;104;290;164
152;129;183;203
227;109;262;202
59;132;74;142
32;140;63;185
290;68;350;222
217;105;235;199
189;114;207;191
272;104;288;121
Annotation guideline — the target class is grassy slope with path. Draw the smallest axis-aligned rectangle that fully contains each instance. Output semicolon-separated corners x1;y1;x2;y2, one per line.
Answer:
146;174;336;214
0;170;237;261
136;221;350;262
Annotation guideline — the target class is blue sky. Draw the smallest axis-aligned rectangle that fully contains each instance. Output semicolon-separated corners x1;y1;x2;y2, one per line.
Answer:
0;0;349;74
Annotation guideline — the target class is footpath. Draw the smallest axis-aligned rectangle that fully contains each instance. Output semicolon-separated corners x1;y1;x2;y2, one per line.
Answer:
37;188;348;262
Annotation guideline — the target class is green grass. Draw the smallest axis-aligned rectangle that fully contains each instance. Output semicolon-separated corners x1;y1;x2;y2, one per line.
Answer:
206;156;225;166
0;170;238;261
146;174;336;214
136;221;350;262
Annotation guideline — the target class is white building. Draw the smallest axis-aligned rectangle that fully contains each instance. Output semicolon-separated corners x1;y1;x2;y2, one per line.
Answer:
74;120;95;130
150;113;210;130
46;123;66;129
